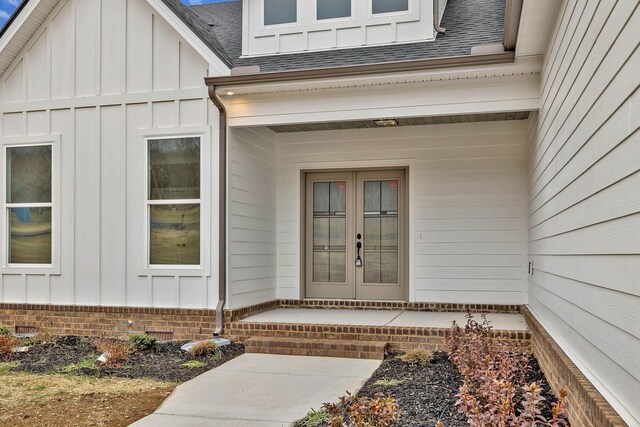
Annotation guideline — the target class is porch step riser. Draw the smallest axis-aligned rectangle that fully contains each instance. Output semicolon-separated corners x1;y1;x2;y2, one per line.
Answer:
244;337;387;360
229;324;531;353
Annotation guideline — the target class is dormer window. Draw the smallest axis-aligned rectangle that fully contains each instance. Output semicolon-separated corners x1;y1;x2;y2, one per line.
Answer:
264;0;297;26
317;0;351;21
372;0;409;14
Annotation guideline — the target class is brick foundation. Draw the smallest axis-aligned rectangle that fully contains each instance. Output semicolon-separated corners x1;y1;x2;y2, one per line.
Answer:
0;303;216;341
523;308;627;427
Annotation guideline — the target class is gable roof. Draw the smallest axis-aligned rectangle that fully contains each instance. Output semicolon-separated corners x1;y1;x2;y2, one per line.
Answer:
189;0;506;73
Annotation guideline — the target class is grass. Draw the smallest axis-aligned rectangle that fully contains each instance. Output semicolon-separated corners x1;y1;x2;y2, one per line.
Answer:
0;371;176;425
373;377;404;387
298;408;329;427
180;361;207;370
0;361;20;373
56;355;98;373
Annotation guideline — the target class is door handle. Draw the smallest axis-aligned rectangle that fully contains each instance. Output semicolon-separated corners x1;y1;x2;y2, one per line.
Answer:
355;234;363;267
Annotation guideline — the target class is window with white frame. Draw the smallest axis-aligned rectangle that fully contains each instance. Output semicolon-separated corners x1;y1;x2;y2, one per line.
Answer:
372;0;409;14
146;136;202;267
317;0;351;20
3;142;54;266
264;0;297;26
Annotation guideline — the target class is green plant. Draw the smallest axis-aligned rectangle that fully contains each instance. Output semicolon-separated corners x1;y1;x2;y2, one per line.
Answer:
128;333;157;352
180;360;207;369
323;392;401;427
445;312;568;427
373;378;403;387
0;334;21;357
399;348;433;365
187;340;220;358
298;409;329;427
0;361;20;373
56;355;98;373
0;326;12;336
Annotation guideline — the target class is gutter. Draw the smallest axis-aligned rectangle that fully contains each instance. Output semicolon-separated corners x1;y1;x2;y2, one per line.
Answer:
205;52;515;88
208;85;227;337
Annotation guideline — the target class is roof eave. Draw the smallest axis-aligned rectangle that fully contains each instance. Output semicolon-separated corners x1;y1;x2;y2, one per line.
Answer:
205;51;515;87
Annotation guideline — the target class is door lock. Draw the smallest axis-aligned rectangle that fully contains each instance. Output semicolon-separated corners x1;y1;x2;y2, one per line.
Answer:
355;234;363;267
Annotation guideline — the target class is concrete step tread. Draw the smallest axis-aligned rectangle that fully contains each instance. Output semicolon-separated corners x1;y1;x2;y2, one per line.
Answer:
245;336;387;349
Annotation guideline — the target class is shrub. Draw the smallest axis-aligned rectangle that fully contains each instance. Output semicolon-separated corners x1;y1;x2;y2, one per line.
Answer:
323;392;401;427
180;360;207;370
399;348;433;365
444;312;568;427
298;409;329;427
128;333;157;352
0;334;21;357
94;339;129;365
0;326;12;336
188;340;220;358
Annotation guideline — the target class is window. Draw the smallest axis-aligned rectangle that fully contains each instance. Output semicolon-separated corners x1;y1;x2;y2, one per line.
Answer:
3;142;55;267
264;0;297;26
372;0;408;14
146;137;202;267
317;0;351;20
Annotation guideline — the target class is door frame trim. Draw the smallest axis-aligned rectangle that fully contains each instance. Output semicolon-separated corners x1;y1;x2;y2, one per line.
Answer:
295;159;415;302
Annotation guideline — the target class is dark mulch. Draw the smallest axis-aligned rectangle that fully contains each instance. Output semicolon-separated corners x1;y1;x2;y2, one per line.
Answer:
295;351;567;427
1;335;244;382
357;352;467;427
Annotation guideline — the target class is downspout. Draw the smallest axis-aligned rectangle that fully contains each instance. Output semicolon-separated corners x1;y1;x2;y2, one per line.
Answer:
433;0;446;34
209;85;227;337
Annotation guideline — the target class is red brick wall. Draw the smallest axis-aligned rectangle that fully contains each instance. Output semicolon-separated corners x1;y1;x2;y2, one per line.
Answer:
523;308;628;427
0;303;216;341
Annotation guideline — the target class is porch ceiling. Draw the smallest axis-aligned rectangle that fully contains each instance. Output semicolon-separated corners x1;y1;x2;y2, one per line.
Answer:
268;111;531;133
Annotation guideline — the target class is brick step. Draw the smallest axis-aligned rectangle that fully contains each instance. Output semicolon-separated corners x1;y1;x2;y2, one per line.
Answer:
244;336;388;360
227;322;531;353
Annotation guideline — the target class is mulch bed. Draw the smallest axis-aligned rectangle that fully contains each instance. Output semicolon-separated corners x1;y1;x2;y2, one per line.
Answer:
1;336;244;382
295;351;567;427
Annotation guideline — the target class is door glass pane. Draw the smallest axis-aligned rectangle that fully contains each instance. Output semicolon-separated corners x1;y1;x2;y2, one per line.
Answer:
150;204;200;265
318;0;351;20
148;138;200;200
364;181;380;213
372;0;408;14
8;207;52;264
264;0;296;25
7;145;52;203
313;181;346;283
363;180;399;284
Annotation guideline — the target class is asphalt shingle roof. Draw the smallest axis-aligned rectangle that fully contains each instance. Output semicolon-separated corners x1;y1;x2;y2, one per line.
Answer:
187;0;506;73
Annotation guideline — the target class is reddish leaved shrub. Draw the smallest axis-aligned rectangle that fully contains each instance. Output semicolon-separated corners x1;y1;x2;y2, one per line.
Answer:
444;313;568;427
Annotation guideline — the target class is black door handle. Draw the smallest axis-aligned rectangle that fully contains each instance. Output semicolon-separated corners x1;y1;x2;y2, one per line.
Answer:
356;235;362;267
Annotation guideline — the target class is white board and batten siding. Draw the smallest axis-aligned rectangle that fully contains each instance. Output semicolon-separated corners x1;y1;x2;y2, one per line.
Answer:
272;120;529;304
528;0;640;424
0;0;224;309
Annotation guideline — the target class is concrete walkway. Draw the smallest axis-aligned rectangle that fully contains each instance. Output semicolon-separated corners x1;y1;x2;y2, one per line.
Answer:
131;353;381;427
241;308;529;331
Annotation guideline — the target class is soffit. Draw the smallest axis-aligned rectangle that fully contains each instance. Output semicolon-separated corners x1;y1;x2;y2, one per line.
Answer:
0;0;60;78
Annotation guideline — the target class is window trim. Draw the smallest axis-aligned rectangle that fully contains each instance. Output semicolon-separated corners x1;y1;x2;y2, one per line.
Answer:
140;127;211;277
0;135;61;275
262;0;299;28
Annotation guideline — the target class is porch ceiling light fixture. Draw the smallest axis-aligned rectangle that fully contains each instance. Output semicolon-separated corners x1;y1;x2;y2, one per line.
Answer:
374;118;399;127
225;90;235;96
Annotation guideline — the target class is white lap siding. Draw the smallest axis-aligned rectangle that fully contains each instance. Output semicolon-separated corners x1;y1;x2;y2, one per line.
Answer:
527;0;640;424
275;120;529;304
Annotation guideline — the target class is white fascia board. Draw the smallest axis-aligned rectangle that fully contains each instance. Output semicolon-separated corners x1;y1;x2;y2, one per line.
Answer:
225;73;541;127
0;0;43;56
145;0;231;77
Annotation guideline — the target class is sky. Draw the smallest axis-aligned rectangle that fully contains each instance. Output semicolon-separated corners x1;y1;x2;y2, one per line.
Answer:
0;0;238;31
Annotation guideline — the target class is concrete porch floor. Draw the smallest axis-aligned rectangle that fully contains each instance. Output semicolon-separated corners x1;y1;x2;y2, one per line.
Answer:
240;308;528;331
